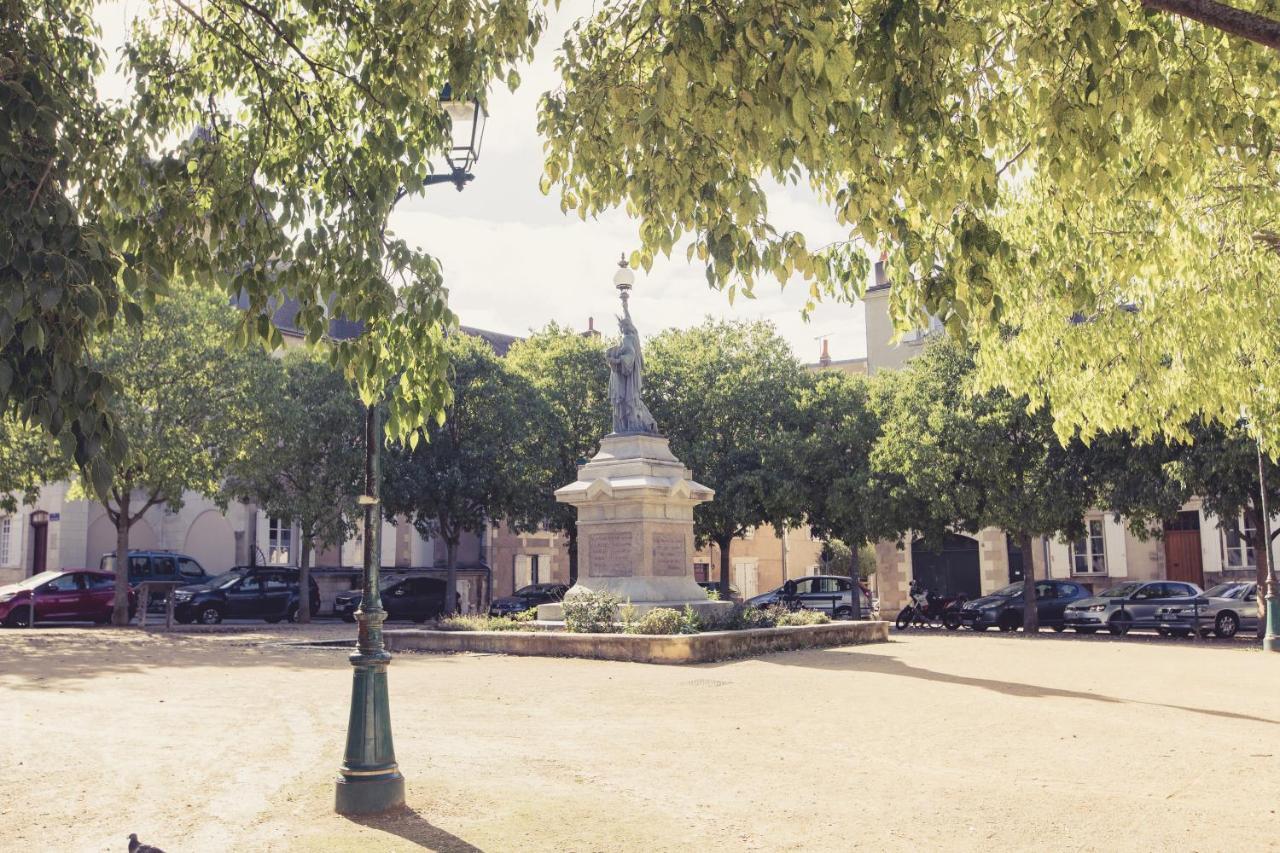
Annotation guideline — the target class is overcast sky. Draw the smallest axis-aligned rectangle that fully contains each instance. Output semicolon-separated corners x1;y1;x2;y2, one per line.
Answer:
95;1;869;363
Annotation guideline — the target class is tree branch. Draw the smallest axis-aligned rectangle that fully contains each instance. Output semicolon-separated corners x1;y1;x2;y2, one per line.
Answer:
1142;0;1280;51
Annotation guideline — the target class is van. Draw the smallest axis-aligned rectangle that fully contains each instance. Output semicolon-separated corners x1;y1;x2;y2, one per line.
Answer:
99;550;211;588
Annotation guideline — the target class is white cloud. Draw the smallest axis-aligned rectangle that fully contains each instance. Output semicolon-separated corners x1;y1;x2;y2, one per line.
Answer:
94;0;870;362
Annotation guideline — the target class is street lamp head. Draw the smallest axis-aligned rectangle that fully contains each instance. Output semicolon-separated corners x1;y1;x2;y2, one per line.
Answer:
440;83;487;180
612;254;635;296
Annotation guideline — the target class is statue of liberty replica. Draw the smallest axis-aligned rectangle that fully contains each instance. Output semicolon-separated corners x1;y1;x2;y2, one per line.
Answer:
538;255;728;621
605;290;659;435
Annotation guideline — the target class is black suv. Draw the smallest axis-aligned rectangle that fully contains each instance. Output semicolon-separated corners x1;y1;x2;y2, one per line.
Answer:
172;566;321;625
957;580;1092;632
489;583;568;617
334;576;451;623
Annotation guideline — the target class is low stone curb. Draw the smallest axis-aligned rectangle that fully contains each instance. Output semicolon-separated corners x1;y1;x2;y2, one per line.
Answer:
384;619;889;664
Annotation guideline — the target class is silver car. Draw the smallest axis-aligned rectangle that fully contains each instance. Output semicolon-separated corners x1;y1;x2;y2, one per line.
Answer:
746;575;874;619
1155;582;1260;639
1062;580;1202;636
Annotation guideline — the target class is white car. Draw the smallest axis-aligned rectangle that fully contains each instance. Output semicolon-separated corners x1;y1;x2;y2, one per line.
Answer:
1155;582;1259;639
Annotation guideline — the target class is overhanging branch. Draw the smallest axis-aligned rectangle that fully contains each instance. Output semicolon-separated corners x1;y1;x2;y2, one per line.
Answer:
1143;0;1280;51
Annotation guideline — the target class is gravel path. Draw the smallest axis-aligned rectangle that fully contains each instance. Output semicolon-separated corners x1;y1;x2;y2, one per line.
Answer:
1;627;1275;851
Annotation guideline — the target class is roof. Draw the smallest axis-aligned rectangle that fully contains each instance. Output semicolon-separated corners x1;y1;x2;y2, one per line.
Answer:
234;294;521;354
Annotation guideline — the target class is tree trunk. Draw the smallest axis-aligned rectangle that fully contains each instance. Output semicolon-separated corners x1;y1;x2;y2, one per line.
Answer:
112;494;132;627
849;547;862;620
445;536;459;614
1020;532;1039;634
717;535;733;598
567;525;579;586
299;536;312;623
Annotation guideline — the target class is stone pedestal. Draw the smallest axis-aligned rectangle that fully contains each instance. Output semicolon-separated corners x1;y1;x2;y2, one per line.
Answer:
538;434;730;620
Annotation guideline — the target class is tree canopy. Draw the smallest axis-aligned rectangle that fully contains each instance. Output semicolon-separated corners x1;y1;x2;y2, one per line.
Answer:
539;1;1280;451
89;282;271;624
504;323;610;584
644;319;807;595
226;349;364;622
382;332;554;612
5;0;545;491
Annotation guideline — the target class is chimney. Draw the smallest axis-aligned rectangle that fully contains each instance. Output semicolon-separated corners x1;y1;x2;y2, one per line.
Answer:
588;316;594;332
819;338;832;367
873;250;889;289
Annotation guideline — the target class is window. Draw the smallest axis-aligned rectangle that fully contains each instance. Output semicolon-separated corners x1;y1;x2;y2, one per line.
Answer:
0;516;10;565
41;574;82;593
693;563;710;583
177;558;204;579
152;555;176;578
260;571;292;592
87;574;114;591
1071;520;1107;574
268;517;292;564
1034;582;1056;599
790;578;815;594
814;578;845;594
1222;516;1256;569
130;555;152;578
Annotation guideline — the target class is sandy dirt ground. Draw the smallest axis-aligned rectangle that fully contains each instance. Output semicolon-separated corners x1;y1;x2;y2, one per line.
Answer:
0;625;1276;852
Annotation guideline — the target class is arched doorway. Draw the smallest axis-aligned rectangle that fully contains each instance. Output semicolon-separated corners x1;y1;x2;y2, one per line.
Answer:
85;514;158;568
183;510;236;574
911;533;981;598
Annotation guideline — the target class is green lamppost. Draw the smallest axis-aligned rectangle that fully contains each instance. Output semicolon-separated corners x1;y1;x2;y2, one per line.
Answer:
1254;439;1280;652
335;89;487;815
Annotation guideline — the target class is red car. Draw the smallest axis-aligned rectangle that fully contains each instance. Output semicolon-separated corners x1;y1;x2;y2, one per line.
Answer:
0;569;135;627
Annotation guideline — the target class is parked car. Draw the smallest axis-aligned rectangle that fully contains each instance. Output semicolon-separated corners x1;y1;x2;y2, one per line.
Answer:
0;570;135;627
489;583;568;617
1063;580;1202;635
746;575;873;619
172;566;320;624
957;580;1093;632
1156;582;1260;639
99;550;211;611
335;577;451;623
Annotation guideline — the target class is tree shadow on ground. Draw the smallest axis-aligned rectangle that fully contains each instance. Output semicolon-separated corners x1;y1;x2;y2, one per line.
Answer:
0;629;458;689
720;647;1280;727
344;806;484;852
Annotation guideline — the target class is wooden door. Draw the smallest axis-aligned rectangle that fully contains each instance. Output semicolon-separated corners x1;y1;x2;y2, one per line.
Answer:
1163;511;1204;587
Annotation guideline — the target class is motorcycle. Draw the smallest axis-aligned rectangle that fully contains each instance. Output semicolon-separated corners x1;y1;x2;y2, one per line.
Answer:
895;581;968;630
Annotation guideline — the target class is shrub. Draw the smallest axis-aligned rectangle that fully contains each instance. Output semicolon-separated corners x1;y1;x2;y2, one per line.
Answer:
561;588;620;633
679;604;701;634
436;614;527;632
704;587;721;601
511;606;538;623
773;608;831;627
735;605;778;629
625;607;683;635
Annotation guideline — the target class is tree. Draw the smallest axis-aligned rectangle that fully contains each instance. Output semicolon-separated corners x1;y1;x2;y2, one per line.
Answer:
91;284;270;625
872;340;1105;632
0;415;68;514
790;371;881;614
644;319;807;597
226;350;364;623
538;2;1280;453
382;333;553;614
5;0;544;485
505;324;610;585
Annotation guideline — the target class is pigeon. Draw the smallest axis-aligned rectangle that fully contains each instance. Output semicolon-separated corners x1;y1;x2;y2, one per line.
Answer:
127;833;165;853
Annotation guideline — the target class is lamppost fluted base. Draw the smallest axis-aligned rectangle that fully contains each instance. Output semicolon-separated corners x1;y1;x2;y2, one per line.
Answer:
335;771;405;816
335;618;404;815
